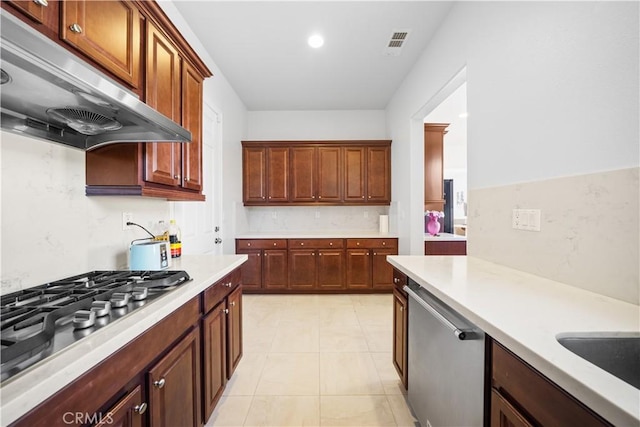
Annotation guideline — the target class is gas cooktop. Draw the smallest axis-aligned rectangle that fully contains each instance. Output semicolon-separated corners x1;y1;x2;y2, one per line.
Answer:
0;270;191;382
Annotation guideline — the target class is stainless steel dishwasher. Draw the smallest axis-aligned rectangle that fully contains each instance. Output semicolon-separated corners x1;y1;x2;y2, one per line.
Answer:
405;278;485;427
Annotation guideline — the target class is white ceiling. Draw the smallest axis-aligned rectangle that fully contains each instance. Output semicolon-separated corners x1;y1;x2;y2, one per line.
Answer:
172;1;454;111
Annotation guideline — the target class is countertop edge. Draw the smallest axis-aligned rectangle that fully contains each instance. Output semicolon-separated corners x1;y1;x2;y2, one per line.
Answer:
235;231;399;239
387;255;640;427
0;254;248;426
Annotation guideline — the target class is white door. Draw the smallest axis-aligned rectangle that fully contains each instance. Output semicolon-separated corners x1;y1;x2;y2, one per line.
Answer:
173;103;222;255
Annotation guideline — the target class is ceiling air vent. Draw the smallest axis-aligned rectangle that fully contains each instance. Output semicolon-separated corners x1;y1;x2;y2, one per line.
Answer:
384;30;410;56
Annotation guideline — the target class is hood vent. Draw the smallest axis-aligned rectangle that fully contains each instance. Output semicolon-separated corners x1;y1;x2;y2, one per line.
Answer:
0;12;191;150
384;30;411;56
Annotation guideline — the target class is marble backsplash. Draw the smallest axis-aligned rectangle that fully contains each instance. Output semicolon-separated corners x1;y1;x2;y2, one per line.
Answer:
240;206;389;233
467;167;639;305
1;132;170;293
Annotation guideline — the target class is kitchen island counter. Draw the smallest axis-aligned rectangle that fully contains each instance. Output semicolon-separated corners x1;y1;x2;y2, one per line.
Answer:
0;254;247;426
387;255;639;427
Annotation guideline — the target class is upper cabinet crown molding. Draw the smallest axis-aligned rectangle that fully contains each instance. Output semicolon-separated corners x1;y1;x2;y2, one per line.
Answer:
241;140;392;206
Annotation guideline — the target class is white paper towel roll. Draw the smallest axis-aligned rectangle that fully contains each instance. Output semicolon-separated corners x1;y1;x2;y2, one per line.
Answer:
379;215;389;234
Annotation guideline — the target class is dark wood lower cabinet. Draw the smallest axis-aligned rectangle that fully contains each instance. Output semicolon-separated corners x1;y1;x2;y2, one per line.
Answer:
96;385;145;427
317;250;345;289
392;288;408;389
490;340;612;427
263;250;288;289
372;249;396;289
148;327;201;427
10;268;244;427
346;249;372;289
289;249;317;290
202;301;227;421
237;250;261;290
227;285;243;377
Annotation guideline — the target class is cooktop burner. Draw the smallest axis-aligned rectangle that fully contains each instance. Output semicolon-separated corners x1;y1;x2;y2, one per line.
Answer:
0;270;190;382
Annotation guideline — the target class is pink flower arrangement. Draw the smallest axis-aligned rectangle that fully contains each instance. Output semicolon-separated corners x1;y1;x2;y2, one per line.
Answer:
425;210;445;220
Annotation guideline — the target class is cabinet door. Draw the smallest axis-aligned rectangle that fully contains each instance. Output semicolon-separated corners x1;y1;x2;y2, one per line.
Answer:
61;0;140;87
243;147;267;203
490;390;533;427
203;303;226;422
148;327;201;427
181;61;203;191
96;385;145;427
367;146;391;203
227;285;243;377
317;249;345;289
288;249;317;289
317;146;342;202
344;147;366;203
267;147;289;202
392;289;408;390
372;249;396;290
145;21;182;187
424;124;447;210
346;249;371;289
238;250;262;290
263;249;288;289
5;0;49;24
290;146;316;202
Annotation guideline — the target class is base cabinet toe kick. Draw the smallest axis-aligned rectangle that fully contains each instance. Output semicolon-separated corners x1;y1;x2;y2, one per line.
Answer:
402;278;614;427
7;267;244;427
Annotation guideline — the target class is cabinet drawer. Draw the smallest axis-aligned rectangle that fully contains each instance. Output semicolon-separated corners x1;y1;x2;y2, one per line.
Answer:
491;341;611;427
236;239;288;250
346;238;397;249
392;268;407;294
289;238;344;249
203;269;240;314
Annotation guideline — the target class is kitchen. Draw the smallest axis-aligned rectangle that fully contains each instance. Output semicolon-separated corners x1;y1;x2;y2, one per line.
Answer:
1;1;638;427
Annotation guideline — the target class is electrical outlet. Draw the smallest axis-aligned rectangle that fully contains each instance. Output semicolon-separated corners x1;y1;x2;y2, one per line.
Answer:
512;209;521;229
122;212;133;230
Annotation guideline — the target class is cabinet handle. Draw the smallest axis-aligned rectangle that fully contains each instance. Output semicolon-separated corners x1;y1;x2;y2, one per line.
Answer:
33;0;48;6
225;282;232;287
153;378;166;388
69;23;83;33
230;301;236;306
134;403;148;415
394;278;399;284
222;308;229;314
400;306;404;312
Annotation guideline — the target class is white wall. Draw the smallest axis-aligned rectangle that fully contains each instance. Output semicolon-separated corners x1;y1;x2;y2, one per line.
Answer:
241;110;389;233
0;1;249;291
387;1;639;303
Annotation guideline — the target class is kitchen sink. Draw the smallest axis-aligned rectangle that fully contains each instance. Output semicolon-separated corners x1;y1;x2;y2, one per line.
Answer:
556;333;640;389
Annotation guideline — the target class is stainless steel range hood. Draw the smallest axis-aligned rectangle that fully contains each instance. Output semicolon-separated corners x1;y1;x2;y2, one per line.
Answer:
0;11;191;150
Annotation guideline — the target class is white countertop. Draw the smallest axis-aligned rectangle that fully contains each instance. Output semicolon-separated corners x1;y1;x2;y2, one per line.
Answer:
424;232;467;242
236;230;398;239
387;255;640;427
0;254;247;426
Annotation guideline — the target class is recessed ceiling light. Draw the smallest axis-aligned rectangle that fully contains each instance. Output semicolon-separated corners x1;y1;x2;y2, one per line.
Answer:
308;34;324;49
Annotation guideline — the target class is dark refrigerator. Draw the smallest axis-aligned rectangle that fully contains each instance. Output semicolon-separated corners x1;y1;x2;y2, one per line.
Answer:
443;179;454;233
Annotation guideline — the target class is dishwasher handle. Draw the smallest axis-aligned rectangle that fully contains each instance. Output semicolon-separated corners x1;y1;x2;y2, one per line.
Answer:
404;285;470;341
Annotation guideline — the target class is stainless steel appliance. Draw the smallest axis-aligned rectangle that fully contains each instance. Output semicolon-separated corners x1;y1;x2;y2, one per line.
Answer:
0;270;191;382
0;11;191;150
405;279;485;427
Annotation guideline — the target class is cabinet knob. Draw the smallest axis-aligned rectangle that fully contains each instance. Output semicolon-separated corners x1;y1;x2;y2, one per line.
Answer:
134;402;148;415
174;175;180;180
318;196;322;199
394;278;399;284
262;196;266;199
153;378;166;388
300;242;304;246
329;242;333;246
400;306;404;312
273;242;277;246
356;242;360;246
225;282;232;287
382;242;386;246
231;301;236;306
374;252;377;256
312;252;315;256
247;243;251;246
69;23;83;33
223;308;229;314
33;0;48;6
362;196;365;199
269;196;272;199
184;177;188;182
368;196;371;199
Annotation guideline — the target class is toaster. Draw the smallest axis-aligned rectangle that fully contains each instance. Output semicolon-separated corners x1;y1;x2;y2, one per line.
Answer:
129;241;171;270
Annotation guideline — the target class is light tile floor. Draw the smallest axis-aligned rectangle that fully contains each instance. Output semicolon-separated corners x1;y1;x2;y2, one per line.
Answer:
205;294;419;427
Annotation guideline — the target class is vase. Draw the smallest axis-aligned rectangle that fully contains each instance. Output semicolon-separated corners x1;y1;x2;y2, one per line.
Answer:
427;217;441;236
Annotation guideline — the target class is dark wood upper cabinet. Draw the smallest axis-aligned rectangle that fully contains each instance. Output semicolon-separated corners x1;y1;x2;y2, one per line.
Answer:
242;141;390;206
60;0;141;88
424;123;448;211
144;21;182;187
267;147;290;202
181;61;204;192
